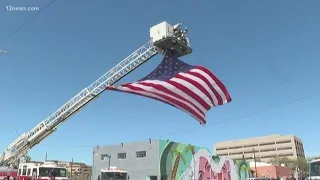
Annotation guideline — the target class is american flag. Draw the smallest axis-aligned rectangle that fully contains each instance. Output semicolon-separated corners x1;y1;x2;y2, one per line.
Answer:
106;55;232;124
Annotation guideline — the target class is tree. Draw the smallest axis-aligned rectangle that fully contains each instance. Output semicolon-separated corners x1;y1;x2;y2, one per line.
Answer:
184;144;195;156
25;155;31;162
212;155;220;164
271;157;292;166
290;157;309;174
240;164;251;179
271;157;281;165
171;149;186;180
307;156;320;163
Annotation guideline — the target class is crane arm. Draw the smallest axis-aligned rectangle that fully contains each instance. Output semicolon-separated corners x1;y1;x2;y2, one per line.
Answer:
0;21;192;167
0;40;157;166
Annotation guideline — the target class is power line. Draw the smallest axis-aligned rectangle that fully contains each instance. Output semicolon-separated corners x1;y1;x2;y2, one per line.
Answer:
39;92;320;148
152;92;320;138
0;0;57;45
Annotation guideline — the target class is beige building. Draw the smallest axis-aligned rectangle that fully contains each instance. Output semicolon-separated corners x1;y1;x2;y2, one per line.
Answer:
57;161;92;179
214;134;305;162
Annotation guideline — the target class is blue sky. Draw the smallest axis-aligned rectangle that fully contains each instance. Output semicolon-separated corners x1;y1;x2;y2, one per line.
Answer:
0;0;320;165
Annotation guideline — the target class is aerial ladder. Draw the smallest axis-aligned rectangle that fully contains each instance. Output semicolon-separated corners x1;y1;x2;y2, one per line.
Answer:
0;21;192;167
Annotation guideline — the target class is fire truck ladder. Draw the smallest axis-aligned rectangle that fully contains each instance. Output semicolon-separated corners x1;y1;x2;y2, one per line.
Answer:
0;21;192;167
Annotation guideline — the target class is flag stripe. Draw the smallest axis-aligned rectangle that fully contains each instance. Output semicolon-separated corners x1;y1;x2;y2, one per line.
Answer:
195;66;232;103
124;83;206;119
106;86;177;108
115;84;206;124
167;78;211;110
187;71;222;105
176;72;217;106
137;81;206;115
105;56;231;125
191;68;229;104
143;80;207;113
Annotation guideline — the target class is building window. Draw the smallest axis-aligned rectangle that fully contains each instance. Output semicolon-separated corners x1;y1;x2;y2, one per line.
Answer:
260;142;275;146
229;146;242;149
277;147;292;150
101;154;110;160
217;153;228;156
136;151;146;158
244;144;258;148
276;140;291;144
278;153;293;157
117;153;126;159
260;148;276;152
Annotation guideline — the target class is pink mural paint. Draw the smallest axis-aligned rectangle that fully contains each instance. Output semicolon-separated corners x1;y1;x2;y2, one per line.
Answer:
221;160;231;180
198;156;215;180
198;156;232;180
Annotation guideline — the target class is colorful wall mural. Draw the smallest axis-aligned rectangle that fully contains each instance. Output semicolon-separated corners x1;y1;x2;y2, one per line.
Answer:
158;140;251;180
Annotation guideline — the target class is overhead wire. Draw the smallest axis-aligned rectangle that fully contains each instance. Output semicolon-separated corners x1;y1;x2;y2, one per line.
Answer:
0;0;57;45
4;1;313;148
39;92;320;148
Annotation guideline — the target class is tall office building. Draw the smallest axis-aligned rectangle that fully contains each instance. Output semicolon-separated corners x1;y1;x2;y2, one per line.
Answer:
214;134;305;162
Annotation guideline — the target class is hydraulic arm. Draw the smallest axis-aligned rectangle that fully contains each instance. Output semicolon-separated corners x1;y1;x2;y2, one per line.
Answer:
0;21;192;167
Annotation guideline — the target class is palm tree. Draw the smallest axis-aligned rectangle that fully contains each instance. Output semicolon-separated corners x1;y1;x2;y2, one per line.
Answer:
184;144;195;155
171;149;186;180
212;155;220;164
184;144;197;179
240;164;251;179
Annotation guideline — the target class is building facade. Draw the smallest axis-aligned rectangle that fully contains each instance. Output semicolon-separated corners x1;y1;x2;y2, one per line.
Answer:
92;139;251;180
57;161;92;180
214;134;305;162
248;162;293;179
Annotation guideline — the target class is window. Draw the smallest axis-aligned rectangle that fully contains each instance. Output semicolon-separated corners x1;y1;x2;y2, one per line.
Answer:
229;152;243;155
32;168;37;176
278;153;293;157
277;147;292;150
260;148;276;152
229;146;242;149
22;165;27;176
244;144;258;148
117;153;126;159
27;169;31;176
101;154;110;160
217;153;228;156
260;142;275;146
261;155;275;158
276;140;291;144
39;168;67;177
136;151;146;158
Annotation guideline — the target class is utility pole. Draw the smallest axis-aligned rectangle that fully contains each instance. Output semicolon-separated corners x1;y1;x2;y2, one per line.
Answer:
253;148;258;177
45;152;47;162
70;158;73;178
106;154;113;180
107;154;111;169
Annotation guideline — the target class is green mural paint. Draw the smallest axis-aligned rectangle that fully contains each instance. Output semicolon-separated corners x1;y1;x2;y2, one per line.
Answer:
158;140;251;180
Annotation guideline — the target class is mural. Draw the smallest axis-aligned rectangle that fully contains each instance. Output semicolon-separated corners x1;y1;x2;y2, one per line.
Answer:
159;140;251;180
